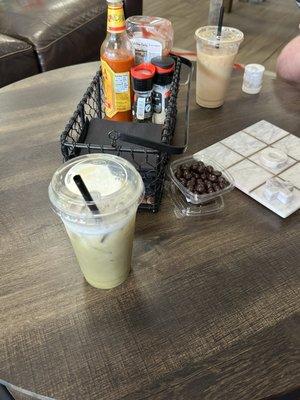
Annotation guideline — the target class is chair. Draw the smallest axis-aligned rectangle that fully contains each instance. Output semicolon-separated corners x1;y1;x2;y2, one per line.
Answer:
0;0;143;87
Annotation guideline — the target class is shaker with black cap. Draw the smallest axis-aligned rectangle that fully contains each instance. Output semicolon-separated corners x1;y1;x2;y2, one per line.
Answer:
131;63;156;123
151;56;175;124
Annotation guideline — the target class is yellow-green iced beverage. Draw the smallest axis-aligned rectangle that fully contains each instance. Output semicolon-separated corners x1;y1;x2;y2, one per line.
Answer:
49;154;144;289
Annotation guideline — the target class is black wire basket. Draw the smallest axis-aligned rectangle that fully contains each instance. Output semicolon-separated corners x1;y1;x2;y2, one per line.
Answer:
60;55;193;212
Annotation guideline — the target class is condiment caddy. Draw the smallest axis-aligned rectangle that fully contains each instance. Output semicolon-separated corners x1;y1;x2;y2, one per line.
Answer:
60;55;193;212
60;0;193;212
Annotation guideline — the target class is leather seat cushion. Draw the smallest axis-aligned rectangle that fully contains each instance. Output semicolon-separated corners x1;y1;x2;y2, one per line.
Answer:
0;33;39;88
0;0;108;71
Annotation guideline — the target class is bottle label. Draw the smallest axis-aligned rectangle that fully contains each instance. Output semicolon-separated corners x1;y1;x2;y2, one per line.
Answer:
107;4;126;33
136;97;146;120
152;84;171;124
153;91;162;113
153;85;171;113
131;38;163;64
101;59;131;118
134;95;152;120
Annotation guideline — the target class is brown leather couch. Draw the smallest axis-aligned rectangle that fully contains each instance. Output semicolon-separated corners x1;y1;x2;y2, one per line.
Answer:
0;33;40;87
0;0;143;88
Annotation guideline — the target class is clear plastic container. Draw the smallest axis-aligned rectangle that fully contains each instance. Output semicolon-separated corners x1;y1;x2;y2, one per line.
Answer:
126;16;174;64
48;154;144;289
168;154;235;217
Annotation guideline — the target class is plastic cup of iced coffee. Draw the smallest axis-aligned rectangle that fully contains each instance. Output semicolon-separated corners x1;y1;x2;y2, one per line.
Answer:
48;154;144;289
195;26;244;108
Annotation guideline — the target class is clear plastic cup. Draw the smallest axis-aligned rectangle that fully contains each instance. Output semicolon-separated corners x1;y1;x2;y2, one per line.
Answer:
48;154;144;289
195;26;244;108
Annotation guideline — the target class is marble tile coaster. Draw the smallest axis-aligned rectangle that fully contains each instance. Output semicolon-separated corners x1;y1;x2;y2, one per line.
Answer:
194;121;299;218
249;149;296;174
251;184;300;218
272;134;300;161
194;142;243;169
227;159;273;193
243;120;289;144
279;163;300;189
222;131;266;157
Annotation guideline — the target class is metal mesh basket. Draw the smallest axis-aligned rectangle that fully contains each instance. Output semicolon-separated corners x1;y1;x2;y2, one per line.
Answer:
60;56;192;212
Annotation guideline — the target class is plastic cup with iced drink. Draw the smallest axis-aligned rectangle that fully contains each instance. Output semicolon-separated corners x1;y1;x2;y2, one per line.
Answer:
48;154;144;289
195;26;244;108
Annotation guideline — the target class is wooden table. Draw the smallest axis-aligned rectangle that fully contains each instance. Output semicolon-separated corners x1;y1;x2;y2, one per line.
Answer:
0;62;299;400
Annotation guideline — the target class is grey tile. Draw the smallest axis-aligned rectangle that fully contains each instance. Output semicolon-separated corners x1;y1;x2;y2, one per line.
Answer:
244;120;289;144
272;134;300;160
249;148;296;174
194;142;243;168
222;131;266;157
279;163;300;189
251;184;300;218
228;159;273;193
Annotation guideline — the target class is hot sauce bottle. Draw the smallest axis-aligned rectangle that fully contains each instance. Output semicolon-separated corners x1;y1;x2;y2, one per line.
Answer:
100;0;134;121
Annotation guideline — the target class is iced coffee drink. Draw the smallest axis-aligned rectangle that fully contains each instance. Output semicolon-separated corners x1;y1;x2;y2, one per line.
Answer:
48;154;144;289
64;215;136;289
195;26;244;108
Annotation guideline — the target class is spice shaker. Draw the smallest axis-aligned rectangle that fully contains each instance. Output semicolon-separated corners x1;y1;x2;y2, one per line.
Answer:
131;63;156;122
151;56;175;125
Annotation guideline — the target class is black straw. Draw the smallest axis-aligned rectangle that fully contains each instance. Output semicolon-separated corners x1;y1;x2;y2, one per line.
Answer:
73;174;100;214
216;5;224;48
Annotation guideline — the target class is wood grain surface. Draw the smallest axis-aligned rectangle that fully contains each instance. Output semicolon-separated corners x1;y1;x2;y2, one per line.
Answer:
144;0;300;72
0;63;299;400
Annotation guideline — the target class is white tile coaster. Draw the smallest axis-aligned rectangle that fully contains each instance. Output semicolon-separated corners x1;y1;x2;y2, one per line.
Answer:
279;163;300;189
243;120;289;144
194;120;300;218
227;159;273;193
194;142;243;168
251;185;300;218
249;149;296;174
221;131;266;157
272;134;300;161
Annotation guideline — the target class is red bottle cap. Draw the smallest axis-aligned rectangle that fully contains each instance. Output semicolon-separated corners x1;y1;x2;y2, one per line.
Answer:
131;63;156;80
